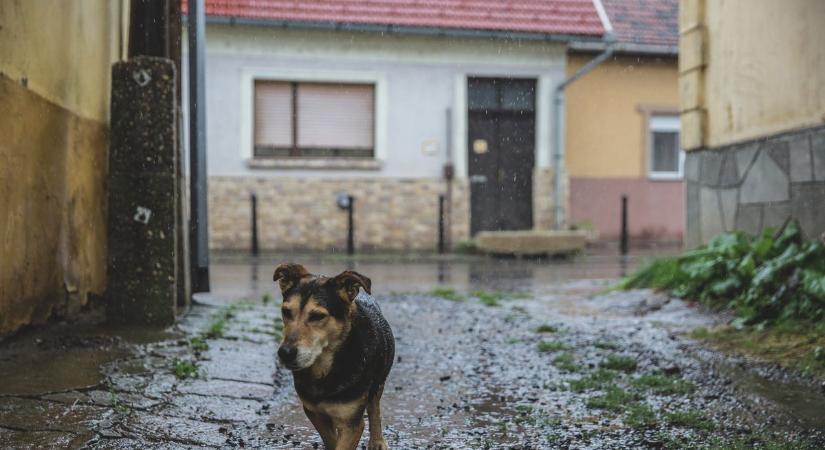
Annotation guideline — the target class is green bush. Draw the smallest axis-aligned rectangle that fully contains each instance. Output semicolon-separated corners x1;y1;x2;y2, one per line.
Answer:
617;222;825;326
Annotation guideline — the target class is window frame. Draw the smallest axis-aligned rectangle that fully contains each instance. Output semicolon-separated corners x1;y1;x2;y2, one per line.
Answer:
253;80;376;159
647;114;683;180
240;68;388;166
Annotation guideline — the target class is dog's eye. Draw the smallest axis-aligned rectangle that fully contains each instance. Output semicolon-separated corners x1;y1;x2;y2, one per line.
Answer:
281;309;292;320
308;312;327;322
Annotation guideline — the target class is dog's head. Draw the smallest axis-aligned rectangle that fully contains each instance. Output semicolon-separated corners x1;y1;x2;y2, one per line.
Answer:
273;263;371;371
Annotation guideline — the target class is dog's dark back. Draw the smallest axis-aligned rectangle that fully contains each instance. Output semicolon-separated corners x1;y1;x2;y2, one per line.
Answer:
293;292;394;404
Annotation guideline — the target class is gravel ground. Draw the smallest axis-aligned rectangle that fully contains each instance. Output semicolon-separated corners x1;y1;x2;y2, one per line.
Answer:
1;270;825;449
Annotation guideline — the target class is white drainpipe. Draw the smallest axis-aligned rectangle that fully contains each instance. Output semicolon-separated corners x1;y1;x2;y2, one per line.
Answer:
552;0;616;229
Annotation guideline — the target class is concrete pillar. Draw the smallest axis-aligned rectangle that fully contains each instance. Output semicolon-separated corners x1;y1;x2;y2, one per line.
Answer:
107;56;179;325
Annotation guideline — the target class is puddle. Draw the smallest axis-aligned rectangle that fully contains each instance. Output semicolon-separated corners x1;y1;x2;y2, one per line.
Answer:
720;362;825;432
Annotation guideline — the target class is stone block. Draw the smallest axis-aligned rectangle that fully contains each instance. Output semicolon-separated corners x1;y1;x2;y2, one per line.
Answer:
107;57;178;325
699;187;723;243
762;202;792;231
679;29;704;73
718;153;739;187
740;150;789;204
681;110;705;151
700;151;724;187
735;145;759;181
475;230;587;256
789;134;813;182
813;132;825;181
718;188;738;232
684;152;701;182
791;184;825;240
685;182;701;248
735;204;763;236
766;140;790;175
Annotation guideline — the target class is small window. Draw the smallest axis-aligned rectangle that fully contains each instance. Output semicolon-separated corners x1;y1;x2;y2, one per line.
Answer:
648;115;683;179
254;80;374;158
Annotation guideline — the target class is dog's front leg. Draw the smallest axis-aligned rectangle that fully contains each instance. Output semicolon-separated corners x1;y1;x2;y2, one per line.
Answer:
303;407;337;449
333;417;365;450
366;386;388;450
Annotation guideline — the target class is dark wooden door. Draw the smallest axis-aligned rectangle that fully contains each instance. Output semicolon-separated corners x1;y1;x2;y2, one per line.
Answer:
468;78;536;235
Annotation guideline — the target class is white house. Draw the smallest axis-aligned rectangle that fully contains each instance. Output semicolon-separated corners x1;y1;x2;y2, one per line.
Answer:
189;0;606;251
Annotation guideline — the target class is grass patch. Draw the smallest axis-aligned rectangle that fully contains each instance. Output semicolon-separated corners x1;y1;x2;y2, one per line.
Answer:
552;352;580;372
472;290;504;307
625;403;657;428
593;340;619;350
172;359;200;380
568;368;618;392
429;287;466;302
585;386;636;412
538;340;570;352
262;293;272;304
535;324;559;333
664;409;715;431
189;336;209;354
691;323;825;378
600;354;637;372
632;373;695;395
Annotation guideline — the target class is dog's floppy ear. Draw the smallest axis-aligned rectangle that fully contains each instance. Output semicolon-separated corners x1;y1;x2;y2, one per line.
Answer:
273;263;309;292
332;270;371;303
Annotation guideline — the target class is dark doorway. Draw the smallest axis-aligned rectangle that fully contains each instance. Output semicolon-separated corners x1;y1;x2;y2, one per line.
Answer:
467;77;536;236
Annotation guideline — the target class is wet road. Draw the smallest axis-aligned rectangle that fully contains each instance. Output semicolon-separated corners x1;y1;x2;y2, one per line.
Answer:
1;253;824;449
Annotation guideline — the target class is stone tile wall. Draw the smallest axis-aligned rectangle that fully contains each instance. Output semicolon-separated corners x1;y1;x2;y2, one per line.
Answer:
685;125;825;247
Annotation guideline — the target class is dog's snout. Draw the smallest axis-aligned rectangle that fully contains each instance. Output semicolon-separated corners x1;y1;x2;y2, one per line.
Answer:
278;345;298;363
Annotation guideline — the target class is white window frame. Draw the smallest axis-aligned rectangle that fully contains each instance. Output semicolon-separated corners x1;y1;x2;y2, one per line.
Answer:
647;114;683;180
240;67;388;163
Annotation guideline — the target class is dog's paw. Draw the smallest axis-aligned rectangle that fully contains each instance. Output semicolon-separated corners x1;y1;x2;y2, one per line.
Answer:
367;439;389;450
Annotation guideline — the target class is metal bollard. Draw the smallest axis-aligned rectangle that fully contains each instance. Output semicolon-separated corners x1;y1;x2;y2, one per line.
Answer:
620;195;629;255
251;192;259;256
438;194;446;254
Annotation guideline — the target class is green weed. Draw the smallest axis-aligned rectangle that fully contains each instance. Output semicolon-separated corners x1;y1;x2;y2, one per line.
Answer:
568;368;618;392
665;409;715;431
535;324;559;333
172;359;200;380
552;352;580;372
429;287;466;302
632;373;695;395
600;354;637;372
585;386;636;412
538;340;569;352
625;403;657;428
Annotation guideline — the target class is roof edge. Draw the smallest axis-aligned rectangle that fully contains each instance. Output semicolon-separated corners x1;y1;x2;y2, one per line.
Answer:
200;15;604;44
568;40;677;56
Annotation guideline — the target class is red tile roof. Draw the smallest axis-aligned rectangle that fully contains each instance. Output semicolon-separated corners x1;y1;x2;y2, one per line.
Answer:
188;0;604;38
601;0;678;47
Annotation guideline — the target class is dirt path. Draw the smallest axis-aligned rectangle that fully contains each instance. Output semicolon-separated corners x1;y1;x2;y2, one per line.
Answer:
1;259;825;449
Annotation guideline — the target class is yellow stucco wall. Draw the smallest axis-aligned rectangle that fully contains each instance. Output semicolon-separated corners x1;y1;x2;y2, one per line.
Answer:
565;54;680;178
680;0;825;150
0;0;125;336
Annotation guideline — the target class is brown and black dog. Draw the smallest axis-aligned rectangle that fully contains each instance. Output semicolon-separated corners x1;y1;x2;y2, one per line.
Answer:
273;263;394;450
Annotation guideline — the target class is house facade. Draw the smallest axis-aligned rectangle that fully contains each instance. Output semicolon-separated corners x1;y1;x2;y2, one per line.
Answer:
680;0;825;246
197;0;606;251
566;0;682;241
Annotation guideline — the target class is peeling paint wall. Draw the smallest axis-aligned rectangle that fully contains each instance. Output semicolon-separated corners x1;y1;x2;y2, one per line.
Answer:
0;1;125;336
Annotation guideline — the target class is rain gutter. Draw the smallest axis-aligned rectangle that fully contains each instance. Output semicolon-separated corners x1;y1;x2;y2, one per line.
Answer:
200;15;604;44
552;0;617;229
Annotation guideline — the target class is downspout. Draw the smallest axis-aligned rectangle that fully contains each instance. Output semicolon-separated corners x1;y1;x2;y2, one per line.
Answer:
552;0;616;229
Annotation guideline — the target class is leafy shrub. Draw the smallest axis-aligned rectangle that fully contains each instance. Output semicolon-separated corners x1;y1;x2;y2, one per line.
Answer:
618;222;825;326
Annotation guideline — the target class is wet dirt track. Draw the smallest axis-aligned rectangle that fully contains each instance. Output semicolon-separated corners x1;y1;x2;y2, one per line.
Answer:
1;254;825;449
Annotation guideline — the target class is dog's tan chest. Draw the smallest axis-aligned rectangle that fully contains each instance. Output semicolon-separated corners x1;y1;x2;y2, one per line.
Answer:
301;394;367;422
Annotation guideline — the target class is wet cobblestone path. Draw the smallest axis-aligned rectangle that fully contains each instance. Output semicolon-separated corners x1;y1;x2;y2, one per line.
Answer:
1;255;825;449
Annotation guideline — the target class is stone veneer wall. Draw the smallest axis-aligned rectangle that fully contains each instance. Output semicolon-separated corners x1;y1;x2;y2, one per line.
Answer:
533;167;557;230
685;125;825;248
209;177;470;251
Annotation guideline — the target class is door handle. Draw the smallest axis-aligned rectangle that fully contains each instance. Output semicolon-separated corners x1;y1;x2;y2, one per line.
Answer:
469;175;488;184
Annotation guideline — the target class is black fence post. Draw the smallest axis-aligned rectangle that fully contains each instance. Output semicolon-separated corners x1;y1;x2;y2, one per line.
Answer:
620;195;629;255
347;195;355;255
438;194;446;254
250;192;259;256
